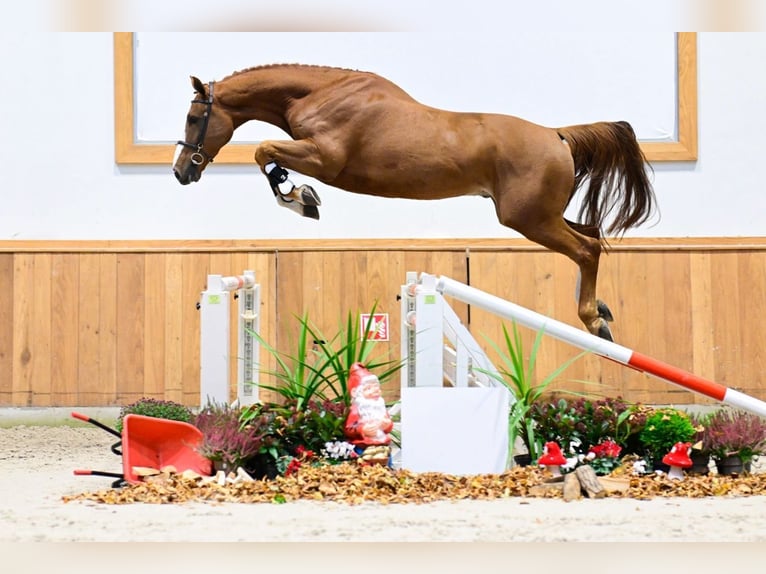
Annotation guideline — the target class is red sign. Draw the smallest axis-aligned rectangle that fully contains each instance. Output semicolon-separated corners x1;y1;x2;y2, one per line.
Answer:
360;313;389;341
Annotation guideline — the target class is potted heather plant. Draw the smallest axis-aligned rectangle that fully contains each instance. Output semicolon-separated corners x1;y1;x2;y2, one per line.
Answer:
192;401;273;475
703;408;766;475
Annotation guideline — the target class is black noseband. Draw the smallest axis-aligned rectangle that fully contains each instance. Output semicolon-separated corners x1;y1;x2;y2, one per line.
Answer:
177;81;215;165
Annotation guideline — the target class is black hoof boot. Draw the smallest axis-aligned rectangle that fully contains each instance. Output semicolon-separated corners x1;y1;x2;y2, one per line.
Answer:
266;163;290;195
597;299;614;322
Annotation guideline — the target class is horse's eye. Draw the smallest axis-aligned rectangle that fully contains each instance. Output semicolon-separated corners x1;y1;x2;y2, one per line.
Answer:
187;115;198;125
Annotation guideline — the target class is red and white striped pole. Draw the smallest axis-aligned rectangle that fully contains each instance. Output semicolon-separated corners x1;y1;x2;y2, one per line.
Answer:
433;273;766;418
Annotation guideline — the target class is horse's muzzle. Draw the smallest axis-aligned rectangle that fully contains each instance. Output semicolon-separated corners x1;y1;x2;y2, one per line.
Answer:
173;166;199;185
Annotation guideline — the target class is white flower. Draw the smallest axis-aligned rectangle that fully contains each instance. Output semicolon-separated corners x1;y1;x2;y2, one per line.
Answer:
322;440;357;460
632;459;648;475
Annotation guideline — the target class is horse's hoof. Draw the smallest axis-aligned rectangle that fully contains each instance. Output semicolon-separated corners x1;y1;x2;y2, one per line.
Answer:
297;184;321;207
596;320;614;342
302;205;320;220
597;299;614;322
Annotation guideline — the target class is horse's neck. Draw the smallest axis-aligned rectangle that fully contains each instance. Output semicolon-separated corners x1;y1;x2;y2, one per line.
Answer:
218;65;347;131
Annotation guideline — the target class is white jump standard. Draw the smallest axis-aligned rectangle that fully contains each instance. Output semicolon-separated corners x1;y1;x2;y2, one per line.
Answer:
199;270;261;407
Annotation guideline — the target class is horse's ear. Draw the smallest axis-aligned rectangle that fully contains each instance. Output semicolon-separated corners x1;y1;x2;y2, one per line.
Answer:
190;76;206;95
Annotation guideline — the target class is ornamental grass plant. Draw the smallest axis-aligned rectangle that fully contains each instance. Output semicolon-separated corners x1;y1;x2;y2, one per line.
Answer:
479;321;589;462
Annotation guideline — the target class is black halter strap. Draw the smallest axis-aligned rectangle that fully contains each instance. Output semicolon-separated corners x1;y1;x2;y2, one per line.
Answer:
177;81;215;165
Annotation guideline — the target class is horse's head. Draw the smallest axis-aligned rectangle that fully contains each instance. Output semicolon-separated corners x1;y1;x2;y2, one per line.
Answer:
173;76;234;185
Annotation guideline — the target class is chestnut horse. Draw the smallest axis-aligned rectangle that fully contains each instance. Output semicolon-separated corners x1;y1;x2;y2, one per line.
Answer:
173;64;656;341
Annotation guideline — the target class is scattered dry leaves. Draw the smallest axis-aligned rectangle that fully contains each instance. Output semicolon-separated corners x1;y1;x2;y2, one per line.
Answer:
62;463;766;506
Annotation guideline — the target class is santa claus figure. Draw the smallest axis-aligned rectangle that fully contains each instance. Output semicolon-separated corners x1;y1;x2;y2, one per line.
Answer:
344;363;393;463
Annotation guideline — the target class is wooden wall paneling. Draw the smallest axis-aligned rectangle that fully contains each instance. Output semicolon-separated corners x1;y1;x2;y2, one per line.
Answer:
641;252;678;403
51;254;79;405
710;253;741;391
77;254;103;405
530;251;564;394
0;240;764;409
12;254;34;405
689;252;717;406
613;248;654;403
584;250;637;400
548;252;596;398
466;251;506;372
363;251;399;399
143;253;167;399
661;252;698;403
0;254;14;403
248;251;280;404
163;253;184;404
273;251;303;391
115;254;145;403
737;251;765;397
321;251;345;333
302;251;327;329
181;254;209;404
98;254;118;406
30;254;52;406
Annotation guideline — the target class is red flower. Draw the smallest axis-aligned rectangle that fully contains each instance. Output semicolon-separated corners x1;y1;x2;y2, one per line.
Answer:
589;440;621;459
294;445;316;460
285;458;302;477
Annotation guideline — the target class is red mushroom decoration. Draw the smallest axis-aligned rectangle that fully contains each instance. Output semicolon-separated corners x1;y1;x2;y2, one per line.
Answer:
537;441;567;477
662;441;693;480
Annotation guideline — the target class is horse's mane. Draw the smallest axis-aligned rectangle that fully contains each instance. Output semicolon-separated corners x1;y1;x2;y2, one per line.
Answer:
221;63;367;82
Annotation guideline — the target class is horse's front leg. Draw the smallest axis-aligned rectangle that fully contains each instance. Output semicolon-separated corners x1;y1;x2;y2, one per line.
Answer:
254;139;343;220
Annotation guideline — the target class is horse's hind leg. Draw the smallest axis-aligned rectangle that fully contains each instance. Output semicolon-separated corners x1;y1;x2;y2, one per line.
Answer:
512;216;613;341
565;219;614;323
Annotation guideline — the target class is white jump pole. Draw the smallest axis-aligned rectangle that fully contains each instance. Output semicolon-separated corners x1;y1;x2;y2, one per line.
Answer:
426;273;766;418
199;270;260;407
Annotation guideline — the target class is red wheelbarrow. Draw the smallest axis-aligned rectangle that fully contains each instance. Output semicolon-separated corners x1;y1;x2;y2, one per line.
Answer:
71;412;212;487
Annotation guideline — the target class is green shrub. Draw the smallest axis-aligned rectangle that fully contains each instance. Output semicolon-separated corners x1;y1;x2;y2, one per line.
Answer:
638;407;696;468
116;397;192;432
531;396;649;456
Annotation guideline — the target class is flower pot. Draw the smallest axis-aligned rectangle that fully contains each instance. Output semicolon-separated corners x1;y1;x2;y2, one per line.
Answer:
689;451;711;475
245;453;279;480
213;460;236;475
513;453;533;467
716;455;745;476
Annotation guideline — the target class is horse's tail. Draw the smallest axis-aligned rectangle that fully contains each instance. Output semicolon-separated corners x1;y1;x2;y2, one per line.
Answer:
557;121;657;237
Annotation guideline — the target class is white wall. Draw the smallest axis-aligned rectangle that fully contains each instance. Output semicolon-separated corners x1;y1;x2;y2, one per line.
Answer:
1;32;765;240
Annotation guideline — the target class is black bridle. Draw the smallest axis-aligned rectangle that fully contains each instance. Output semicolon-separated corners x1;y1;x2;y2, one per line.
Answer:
177;81;215;166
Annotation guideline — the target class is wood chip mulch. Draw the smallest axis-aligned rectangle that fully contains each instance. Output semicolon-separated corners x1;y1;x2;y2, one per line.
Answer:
62;462;766;505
